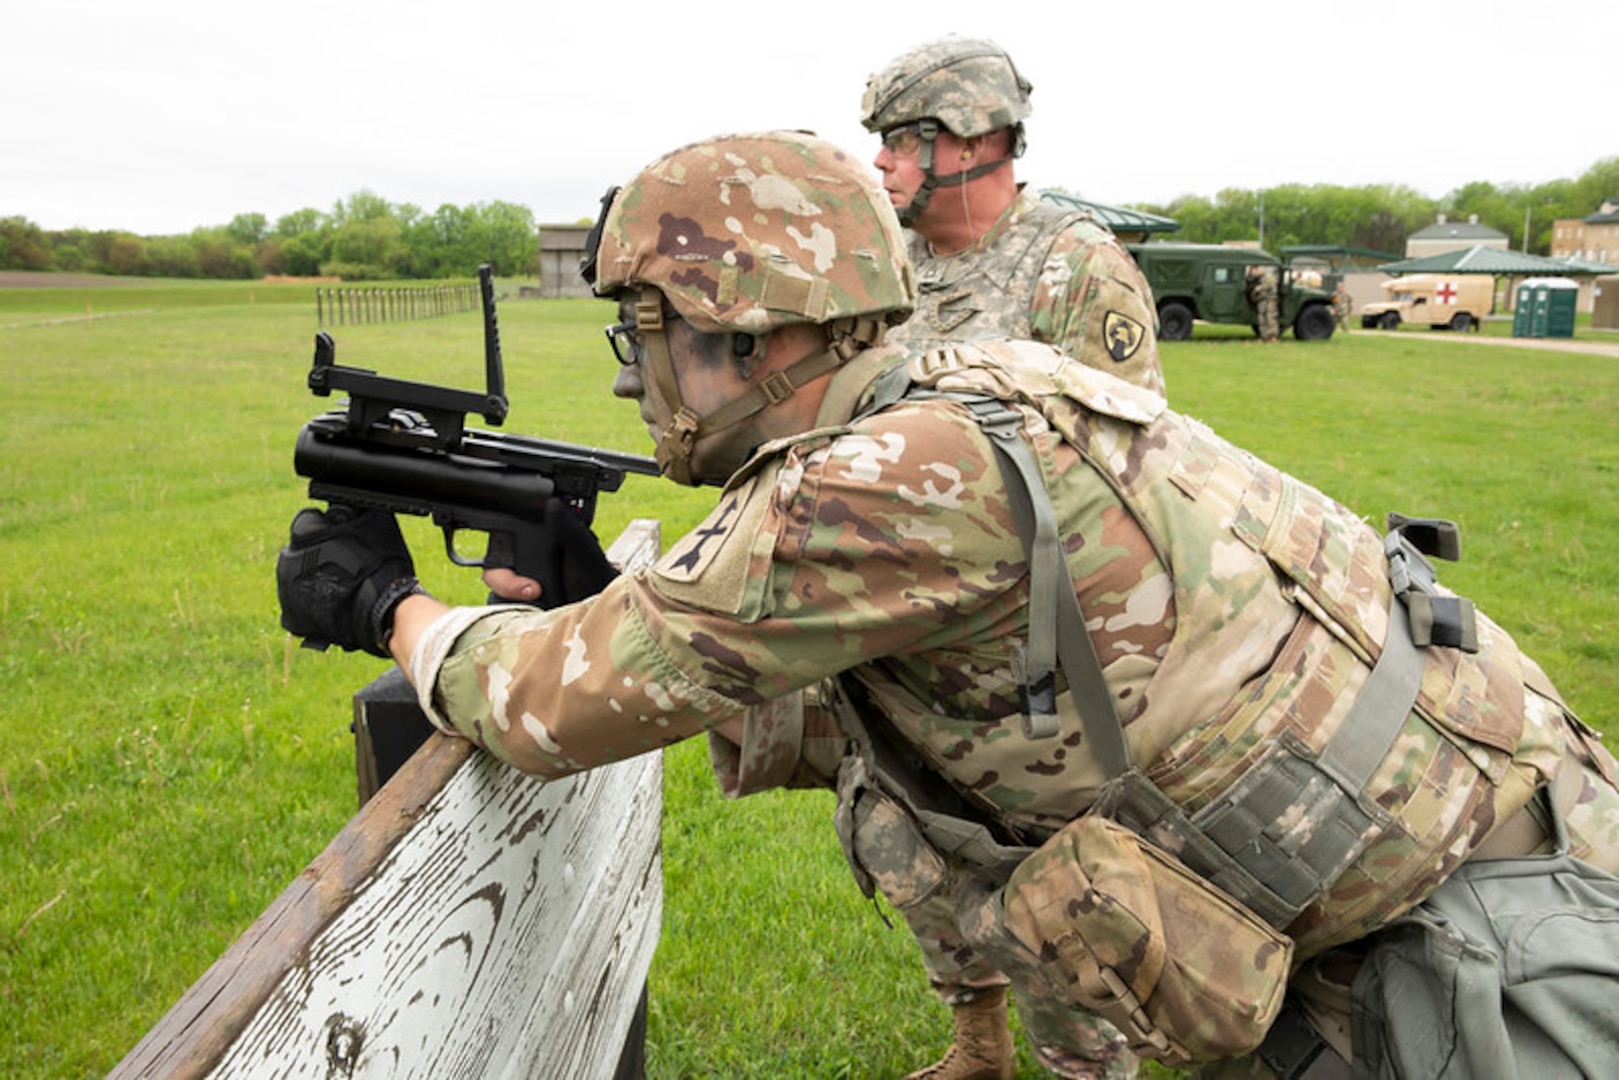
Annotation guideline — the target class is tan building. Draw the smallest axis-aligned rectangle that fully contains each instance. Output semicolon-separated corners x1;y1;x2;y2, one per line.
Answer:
1404;214;1510;259
1551;198;1619;266
1549;199;1619;313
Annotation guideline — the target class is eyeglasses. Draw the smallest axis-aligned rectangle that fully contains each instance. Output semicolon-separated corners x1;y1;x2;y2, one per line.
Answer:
881;122;925;156
603;320;643;366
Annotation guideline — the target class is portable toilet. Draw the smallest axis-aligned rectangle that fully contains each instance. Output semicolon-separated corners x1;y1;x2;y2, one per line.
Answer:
1513;277;1579;338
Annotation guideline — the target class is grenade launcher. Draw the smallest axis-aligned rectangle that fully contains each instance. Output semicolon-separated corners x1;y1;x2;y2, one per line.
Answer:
293;264;660;607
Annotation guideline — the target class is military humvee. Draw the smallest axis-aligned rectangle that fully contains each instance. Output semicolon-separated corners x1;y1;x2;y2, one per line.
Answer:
1125;242;1338;341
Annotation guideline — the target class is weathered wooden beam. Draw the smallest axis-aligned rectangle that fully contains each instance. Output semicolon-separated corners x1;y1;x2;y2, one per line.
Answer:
111;520;664;1079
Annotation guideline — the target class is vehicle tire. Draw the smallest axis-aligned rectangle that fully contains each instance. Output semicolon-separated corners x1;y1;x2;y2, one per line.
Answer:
1378;312;1400;331
1158;302;1194;341
1450;312;1472;332
1293;304;1336;341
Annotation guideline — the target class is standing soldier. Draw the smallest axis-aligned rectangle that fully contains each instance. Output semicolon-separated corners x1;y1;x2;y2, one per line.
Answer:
864;36;1163;399
1333;280;1352;332
829;35;1161;1079
279;129;1619;1080
1248;264;1281;343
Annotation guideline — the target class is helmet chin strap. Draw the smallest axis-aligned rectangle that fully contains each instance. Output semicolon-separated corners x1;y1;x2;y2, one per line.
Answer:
897;119;1018;228
634;291;885;486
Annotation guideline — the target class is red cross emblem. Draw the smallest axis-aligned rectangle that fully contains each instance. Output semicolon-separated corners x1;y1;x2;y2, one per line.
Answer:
1435;281;1458;304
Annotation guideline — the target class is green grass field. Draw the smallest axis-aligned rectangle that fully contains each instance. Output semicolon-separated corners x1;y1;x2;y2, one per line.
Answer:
1;282;1616;1078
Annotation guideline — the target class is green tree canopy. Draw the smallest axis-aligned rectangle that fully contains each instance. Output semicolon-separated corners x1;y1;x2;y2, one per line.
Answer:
9;156;1613;280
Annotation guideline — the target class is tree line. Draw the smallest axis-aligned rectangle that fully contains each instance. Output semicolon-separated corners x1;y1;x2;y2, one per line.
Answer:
0;190;540;282
1123;156;1619;254
4;156;1617;282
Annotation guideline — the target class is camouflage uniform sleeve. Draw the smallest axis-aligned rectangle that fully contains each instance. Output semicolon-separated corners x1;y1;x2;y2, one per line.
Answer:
1029;227;1166;397
406;399;1026;782
406;581;745;778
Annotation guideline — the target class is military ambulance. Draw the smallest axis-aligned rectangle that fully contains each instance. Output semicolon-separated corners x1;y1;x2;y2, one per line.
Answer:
1360;274;1491;331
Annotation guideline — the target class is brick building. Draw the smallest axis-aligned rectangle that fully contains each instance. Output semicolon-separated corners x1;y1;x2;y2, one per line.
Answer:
1551;198;1619;266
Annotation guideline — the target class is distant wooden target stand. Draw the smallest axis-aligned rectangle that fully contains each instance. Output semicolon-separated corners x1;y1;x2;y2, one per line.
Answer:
112;520;664;1080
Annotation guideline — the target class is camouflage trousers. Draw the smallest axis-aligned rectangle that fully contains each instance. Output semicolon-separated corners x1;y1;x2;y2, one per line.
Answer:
899;886;1138;1079
1255;296;1279;342
843;778;1137;1078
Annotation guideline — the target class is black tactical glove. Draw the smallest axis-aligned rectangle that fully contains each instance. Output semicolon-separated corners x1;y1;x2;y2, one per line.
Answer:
276;506;423;657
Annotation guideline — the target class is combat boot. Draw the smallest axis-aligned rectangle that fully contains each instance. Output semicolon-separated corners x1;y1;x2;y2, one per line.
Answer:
903;986;1015;1080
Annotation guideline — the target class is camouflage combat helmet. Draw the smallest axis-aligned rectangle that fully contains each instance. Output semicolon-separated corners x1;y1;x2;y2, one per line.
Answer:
860;36;1032;143
589;130;914;335
860;38;1031;226
585;131;915;486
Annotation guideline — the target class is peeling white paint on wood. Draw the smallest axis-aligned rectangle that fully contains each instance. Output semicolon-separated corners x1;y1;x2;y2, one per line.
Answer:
112;521;663;1080
225;754;660;1079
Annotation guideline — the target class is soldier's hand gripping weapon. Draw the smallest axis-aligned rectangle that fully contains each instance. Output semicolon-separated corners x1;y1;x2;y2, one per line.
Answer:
289;264;659;635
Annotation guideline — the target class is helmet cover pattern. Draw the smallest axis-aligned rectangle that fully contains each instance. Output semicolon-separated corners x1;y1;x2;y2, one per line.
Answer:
592;131;914;334
861;36;1032;139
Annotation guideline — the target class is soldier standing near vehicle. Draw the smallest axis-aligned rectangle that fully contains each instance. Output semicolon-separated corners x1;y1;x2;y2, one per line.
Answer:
279;130;1619;1080
1247;264;1280;342
1332;281;1352;333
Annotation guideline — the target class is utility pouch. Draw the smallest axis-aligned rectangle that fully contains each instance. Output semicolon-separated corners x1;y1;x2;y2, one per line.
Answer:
832;755;950;910
961;813;1294;1066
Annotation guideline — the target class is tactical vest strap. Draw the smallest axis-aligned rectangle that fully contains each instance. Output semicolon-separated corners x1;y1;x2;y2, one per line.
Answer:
1384;514;1478;652
966;398;1061;739
844;374;1463;926
965;395;1136;768
959;389;1440;927
1316;586;1425;792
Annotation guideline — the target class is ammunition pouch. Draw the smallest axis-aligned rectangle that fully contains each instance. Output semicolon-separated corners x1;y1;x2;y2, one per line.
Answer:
836;759;951;912
829;677;1033;910
958;812;1293;1065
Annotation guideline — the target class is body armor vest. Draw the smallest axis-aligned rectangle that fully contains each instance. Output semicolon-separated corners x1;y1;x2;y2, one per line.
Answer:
890;200;1088;342
834;339;1568;957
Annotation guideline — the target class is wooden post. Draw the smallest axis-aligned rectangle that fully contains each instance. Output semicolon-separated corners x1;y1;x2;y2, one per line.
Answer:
111;520;664;1080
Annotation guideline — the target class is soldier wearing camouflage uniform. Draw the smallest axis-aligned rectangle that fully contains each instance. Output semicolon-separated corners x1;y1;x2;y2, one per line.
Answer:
1247;264;1280;343
857;36;1155;1079
865;37;1163;402
278;130;1619;1080
1332;283;1352;332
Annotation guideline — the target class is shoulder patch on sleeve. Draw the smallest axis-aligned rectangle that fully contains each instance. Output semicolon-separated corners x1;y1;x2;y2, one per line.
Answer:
650;471;782;621
1103;310;1147;362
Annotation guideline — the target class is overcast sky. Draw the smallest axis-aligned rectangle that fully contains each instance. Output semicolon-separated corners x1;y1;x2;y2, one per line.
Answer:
6;0;1614;238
